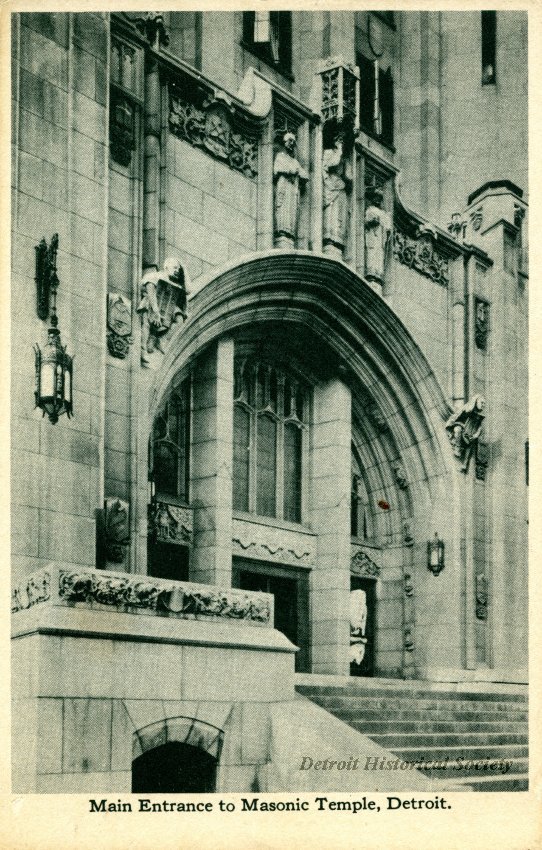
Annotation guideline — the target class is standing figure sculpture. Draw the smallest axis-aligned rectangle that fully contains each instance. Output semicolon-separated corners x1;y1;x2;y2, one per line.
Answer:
322;133;352;258
364;187;392;283
273;132;308;249
137;256;189;366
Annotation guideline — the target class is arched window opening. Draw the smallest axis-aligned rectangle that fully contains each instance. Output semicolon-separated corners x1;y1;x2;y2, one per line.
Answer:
233;358;309;524
351;445;372;540
132;742;217;793
150;377;191;503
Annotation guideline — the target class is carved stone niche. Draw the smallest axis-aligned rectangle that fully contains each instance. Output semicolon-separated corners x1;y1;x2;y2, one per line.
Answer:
148;501;193;545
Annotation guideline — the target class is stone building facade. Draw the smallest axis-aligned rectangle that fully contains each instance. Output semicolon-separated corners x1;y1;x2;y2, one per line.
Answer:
11;10;528;793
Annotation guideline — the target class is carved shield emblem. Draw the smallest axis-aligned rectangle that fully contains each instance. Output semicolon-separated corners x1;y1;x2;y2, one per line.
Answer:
107;293;132;337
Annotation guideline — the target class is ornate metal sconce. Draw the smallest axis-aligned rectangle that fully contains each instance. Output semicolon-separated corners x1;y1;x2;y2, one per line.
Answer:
35;233;59;320
34;235;73;424
427;533;445;576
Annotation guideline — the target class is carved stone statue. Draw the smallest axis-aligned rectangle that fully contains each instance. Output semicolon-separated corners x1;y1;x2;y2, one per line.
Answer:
445;395;486;471
349;588;368;666
322;134;352;258
104;497;130;563
273;132;308;249
137;257;189;366
364;187;391;283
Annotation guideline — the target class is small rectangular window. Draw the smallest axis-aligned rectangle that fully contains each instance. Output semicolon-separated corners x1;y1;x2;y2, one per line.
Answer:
481;11;497;85
242;11;292;76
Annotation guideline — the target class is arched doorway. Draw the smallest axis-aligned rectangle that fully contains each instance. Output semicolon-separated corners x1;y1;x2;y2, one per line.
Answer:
132;741;217;793
131;716;223;793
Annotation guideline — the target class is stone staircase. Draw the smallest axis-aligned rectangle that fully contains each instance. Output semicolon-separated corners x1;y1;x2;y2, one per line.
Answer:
296;678;528;792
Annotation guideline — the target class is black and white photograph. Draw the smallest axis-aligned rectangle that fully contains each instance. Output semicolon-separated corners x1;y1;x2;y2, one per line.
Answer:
7;3;535;838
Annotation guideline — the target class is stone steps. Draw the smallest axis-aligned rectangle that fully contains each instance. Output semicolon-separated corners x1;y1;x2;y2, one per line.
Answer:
295;681;529;792
356;720;524;734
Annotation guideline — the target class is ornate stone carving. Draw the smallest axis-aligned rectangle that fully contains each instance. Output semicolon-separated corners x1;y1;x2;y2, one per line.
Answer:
366;401;388;433
350;547;381;578
404;627;414;652
475;441;490;482
169;86;259;179
393;226;449;286
273;132;308;249
105;497;130;563
134;12;169;48
447;212;466;241
404;573;413;597
319;57;359;129
475;573;488;620
232;518;315;566
57;569;271;624
445;395;486;472
148;501;193;545
403;520;414;546
11;571;51;613
474;298;490;351
394;464;408;489
137;257;188;366
107;293;133;359
470;206;483;232
322;133;352;258
364;187;392;283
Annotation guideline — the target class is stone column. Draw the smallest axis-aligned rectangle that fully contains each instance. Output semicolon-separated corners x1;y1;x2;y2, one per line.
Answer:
310;377;352;675
190;337;234;587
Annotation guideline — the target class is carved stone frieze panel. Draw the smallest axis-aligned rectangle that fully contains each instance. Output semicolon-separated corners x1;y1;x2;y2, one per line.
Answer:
11;570;51;613
169;84;259;179
393;227;449;286
148;501;193;545
12;565;272;627
232;518;315;566
350;545;381;579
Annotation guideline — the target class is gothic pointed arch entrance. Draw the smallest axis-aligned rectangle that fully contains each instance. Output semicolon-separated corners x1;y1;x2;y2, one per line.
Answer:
142;250;466;678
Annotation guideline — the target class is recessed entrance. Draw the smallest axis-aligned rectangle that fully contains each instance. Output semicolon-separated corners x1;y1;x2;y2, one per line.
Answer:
132;741;217;793
233;557;310;672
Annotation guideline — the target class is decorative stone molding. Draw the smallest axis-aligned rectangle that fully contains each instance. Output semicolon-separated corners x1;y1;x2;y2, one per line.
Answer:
447;212;466;242
350;545;381;579
35;233;59;321
232;518;315;567
148;501;193;545
475;441;490;482
514;202;526;228
404;573;413;597
316;56;359;131
445;395;486;472
12;565;273;627
403;520;414;547
475;573;488;620
474;297;490;351
394;464;408;489
105;497;130;563
169;84;259;179
11;571;50;613
107;293;133;359
404;627;414;652
393;227;449;286
110;90;136;168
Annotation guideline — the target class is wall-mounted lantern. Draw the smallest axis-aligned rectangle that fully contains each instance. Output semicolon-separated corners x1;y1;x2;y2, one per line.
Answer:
34;235;73;424
34;327;73;424
427;533;445;576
